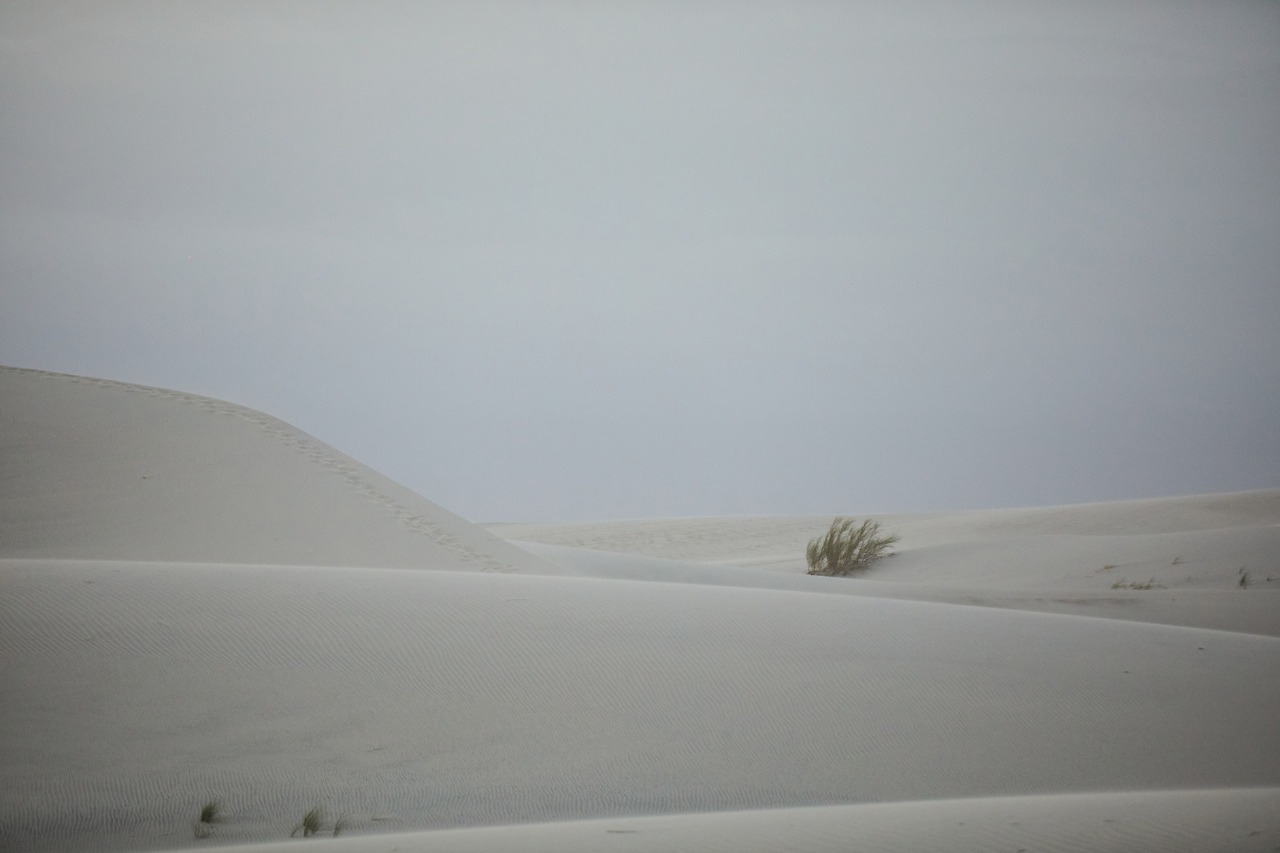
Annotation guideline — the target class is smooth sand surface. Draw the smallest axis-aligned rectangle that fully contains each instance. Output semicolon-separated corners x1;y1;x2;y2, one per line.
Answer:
2;366;1278;852
192;789;1280;853
494;493;1280;636
0;366;555;574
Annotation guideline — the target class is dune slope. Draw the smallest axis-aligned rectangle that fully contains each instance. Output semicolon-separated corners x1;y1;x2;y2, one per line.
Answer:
2;366;1277;852
4;558;1279;850
196;789;1280;853
0;366;553;573
493;492;1280;636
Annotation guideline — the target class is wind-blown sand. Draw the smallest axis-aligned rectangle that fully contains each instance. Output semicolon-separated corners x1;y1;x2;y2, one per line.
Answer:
2;366;1278;852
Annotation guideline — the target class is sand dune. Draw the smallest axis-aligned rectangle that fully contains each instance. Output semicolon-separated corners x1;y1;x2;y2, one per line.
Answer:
0;366;554;574
2;367;1277;852
492;489;1280;568
197;789;1280;853
494;493;1280;636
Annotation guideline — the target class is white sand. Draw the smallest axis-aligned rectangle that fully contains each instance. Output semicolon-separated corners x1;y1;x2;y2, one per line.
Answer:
197;790;1280;853
0;366;556;574
493;492;1280;636
2;366;1278;852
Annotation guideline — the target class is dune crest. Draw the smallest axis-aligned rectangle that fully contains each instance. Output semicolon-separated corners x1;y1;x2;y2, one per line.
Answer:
0;366;554;573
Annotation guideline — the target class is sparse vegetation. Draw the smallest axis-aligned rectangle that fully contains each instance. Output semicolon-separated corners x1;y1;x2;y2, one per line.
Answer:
292;806;325;838
193;800;220;839
189;801;349;840
198;800;221;825
1239;569;1250;588
1111;578;1156;590
1171;556;1183;565
806;517;900;576
1102;564;1117;572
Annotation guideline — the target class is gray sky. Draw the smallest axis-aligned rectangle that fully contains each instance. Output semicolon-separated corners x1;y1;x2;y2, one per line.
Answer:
3;1;1278;522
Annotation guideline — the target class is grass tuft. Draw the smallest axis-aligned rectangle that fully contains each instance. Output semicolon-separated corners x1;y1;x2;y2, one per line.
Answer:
198;800;221;825
292;806;325;838
806;517;900;576
1239;569;1250;588
1111;578;1155;590
333;815;350;837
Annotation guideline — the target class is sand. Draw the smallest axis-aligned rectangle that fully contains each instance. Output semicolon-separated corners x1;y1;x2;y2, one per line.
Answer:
2;366;1277;852
0;366;554;574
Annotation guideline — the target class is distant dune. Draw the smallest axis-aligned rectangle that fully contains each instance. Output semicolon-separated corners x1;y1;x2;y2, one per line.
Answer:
2;366;1277;852
492;490;1280;637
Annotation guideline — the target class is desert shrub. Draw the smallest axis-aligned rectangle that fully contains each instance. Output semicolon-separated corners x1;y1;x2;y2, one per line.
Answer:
193;799;220;839
1111;578;1156;590
806;517;899;575
198;800;221;825
292;806;325;838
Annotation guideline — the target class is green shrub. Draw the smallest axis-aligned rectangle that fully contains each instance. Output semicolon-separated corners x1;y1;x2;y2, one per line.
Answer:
806;517;899;576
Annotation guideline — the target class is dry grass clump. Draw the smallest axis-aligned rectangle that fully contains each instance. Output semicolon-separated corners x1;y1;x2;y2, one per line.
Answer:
289;806;352;838
192;799;221;839
292;806;325;838
1111;578;1156;590
198;800;221;824
806;517;900;576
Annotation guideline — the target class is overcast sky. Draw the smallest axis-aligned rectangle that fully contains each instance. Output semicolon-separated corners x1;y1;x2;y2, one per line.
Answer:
2;1;1278;522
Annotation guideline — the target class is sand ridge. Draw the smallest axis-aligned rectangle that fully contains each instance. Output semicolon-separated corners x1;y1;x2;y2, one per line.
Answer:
496;495;1280;637
489;489;1280;564
0;366;555;573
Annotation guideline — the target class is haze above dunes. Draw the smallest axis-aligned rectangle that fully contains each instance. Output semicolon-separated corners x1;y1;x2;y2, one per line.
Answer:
2;367;1278;853
3;0;1278;523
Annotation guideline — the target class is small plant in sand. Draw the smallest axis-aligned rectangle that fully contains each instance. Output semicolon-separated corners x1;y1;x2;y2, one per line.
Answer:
198;800;221;824
192;799;220;839
333;815;351;837
1238;568;1250;588
292;806;325;838
1111;578;1156;590
806;517;900;576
